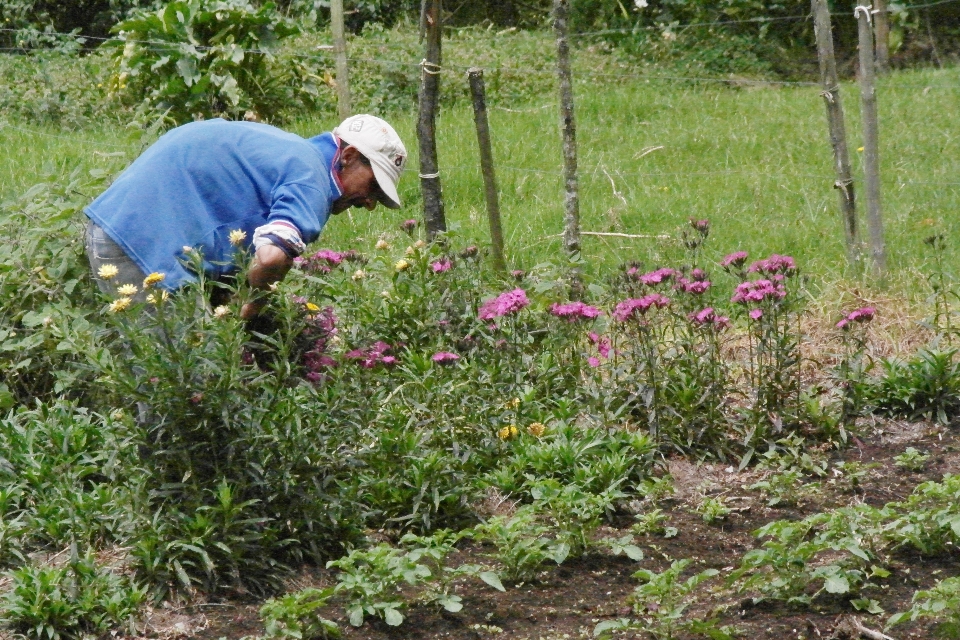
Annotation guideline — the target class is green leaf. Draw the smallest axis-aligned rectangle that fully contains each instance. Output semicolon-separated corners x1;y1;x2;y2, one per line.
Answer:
824;573;850;594
479;571;505;592
594;618;631;637
623;545;644;561
348;606;364;627
383;608;404;626
851;598;884;614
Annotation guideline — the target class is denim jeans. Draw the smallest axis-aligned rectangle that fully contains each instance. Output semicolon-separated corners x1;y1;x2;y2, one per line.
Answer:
84;220;149;302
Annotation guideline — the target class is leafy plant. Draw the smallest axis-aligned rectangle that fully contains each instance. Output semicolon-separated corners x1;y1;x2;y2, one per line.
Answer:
747;468;820;508
260;587;340;639
871;348;960;425
107;0;315;123
894;447;931;472
474;508;568;584
696;496;731;524
889;576;960;635
595;559;732;640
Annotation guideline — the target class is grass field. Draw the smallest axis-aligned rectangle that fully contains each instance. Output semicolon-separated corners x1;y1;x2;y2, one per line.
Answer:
2;61;959;299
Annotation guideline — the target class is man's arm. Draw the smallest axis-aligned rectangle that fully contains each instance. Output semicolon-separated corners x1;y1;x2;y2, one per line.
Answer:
240;244;293;319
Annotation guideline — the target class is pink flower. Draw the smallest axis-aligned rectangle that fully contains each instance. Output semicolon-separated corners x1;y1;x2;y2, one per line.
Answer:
836;318;849;330
478;288;530;320
588;332;612;358
400;219;419;233
432;351;460;364
748;254;796;276
380;356;398;366
549;301;603;320
588;357;601;368
312;249;344;266
690;218;710;233
639;268;679;286
720;251;748;268
749;308;763;320
511;269;525;280
838;306;876;329
679;279;711;295
432;259;453;273
688;307;730;330
613;294;671;322
690;268;707;281
731;279;784;304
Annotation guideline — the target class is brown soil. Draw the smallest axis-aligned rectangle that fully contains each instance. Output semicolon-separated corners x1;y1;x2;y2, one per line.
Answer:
145;416;959;640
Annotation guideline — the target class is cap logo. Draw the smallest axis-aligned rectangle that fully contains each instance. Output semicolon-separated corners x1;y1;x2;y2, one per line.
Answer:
394;155;404;168
349;120;364;132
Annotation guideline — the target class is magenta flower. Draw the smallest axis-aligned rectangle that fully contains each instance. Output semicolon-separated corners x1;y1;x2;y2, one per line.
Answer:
688;307;730;330
749;308;763;320
837;306;876;329
380;356;398;366
748;254;797;276
478;288;530;320
400;218;419;233
432;351;460;364
690;268;707;281
346;340;397;368
549;301;603;321
432;259;453;273
588;332;611;359
588;357;601;368
731;279;786;304
720;251;748;268
690;218;710;233
511;269;525;280
639;268;679;286
613;294;671;321
312;249;344;266
676;278;711;295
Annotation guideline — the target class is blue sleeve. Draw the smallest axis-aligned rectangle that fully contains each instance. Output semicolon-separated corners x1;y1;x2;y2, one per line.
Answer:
269;183;330;244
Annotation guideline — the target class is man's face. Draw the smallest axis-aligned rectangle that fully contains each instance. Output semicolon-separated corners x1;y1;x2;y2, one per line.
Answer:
331;146;386;215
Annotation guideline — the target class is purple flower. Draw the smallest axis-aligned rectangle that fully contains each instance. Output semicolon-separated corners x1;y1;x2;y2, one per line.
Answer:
549;301;603;321
432;259;453;273
838;306;876;329
511;270;526;280
720;251;748;268
400;219;419;233
638;268;678;286
460;245;479;259
312;249;344;266
731;279;785;304
613;294;671;322
677;278;711;295
588;357;601;368
690;268;707;281
346;341;396;368
478;288;530;320
688;307;730;330
380;356;398;366
690;218;710;233
749;308;763;320
432;351;460;364
748;254;797;276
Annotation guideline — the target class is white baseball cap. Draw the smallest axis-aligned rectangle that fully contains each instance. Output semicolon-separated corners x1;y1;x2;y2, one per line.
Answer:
333;114;407;209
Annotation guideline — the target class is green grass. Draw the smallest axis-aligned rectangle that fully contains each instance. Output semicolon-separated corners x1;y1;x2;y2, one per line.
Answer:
2;51;959;298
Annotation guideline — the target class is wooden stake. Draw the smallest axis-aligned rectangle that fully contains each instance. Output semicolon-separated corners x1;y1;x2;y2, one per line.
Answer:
417;0;446;238
552;0;580;258
856;5;887;274
467;68;506;272
329;0;351;121
812;0;859;265
874;0;890;73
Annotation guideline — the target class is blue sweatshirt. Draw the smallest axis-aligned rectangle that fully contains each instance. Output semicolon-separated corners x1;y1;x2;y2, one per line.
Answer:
85;119;342;290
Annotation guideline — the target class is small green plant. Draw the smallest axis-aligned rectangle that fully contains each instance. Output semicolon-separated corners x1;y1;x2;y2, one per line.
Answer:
631;508;677;538
748;468;820;507
889;576;960;636
894;447;931;472
1;552;146;640
829;460;880;492
594;559;732;640
260;587;340;639
474;508;569;583
696;495;732;524
872;348;960;425
600;534;645;561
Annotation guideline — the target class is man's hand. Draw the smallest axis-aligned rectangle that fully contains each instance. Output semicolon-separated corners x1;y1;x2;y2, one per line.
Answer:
240;244;293;320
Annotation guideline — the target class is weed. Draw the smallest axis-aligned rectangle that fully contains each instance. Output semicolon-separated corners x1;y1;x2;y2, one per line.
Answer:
696;496;732;524
872;348;960;425
748;468;821;508
894;447;931;472
889;576;960;635
260;587;340;639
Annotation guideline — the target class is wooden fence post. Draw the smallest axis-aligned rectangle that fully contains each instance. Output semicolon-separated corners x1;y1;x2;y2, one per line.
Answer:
856;4;887;274
417;0;446;238
330;0;351;121
874;0;890;73
552;0;580;259
467;68;506;273
811;0;859;265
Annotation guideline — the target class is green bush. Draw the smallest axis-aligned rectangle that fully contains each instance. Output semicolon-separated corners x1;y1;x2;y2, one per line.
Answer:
107;0;318;123
871;348;960;425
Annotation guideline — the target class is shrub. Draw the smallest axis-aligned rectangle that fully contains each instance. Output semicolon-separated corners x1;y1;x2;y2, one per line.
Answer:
107;0;317;123
871;348;960;425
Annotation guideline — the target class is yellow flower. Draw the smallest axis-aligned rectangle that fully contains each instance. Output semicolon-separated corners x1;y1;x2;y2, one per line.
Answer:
497;425;519;440
405;246;416;256
108;297;132;313
352;269;366;281
110;409;124;420
143;272;165;288
213;305;230;318
857;146;864;152
305;302;321;312
527;422;546;437
395;259;411;272
98;264;119;280
229;229;247;246
414;240;427;249
375;239;391;250
505;397;520;409
146;291;169;305
116;284;138;297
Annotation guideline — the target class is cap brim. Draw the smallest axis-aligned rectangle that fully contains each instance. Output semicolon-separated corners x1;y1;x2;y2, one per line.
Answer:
371;163;402;209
